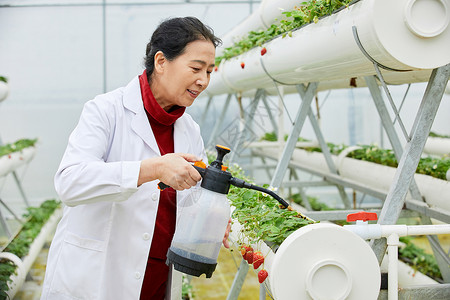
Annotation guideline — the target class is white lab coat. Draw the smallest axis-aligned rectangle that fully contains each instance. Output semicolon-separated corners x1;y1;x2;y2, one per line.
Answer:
41;76;206;300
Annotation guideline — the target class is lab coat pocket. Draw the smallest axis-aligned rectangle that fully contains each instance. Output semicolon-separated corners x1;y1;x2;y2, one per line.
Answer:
64;231;106;251
50;231;106;299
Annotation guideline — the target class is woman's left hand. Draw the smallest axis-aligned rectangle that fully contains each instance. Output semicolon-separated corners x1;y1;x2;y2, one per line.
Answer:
222;218;232;248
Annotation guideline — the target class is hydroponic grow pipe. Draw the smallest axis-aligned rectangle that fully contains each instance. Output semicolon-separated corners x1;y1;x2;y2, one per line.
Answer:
0;208;62;298
216;0;302;57
424;137;450;157
252;146;450;216
207;0;450;96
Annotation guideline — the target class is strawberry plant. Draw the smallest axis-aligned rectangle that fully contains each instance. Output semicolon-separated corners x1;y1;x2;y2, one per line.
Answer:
227;163;314;247
215;0;354;66
0;199;60;298
399;237;442;282
429;132;450;139
0;139;37;158
260;132;450;180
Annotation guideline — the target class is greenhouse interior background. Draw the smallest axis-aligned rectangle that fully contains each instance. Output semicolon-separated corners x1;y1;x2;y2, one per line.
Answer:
1;0;450;299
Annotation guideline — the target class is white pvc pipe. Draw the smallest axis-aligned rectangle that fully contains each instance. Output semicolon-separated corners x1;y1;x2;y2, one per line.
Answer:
0;155;13;177
423;137;450;157
345;224;450;240
0;146;36;178
280;147;450;211
217;0;300;57
387;233;400;300
208;0;450;96
0;252;25;298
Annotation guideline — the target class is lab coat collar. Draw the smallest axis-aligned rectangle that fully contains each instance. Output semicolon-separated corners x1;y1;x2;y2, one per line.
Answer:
123;76;161;156
123;76;191;156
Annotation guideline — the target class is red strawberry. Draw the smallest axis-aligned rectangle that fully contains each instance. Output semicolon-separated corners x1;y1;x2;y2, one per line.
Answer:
260;47;267;56
258;269;268;283
245;247;253;264
240;62;245;69
253;252;264;269
240;246;247;258
214;66;218;72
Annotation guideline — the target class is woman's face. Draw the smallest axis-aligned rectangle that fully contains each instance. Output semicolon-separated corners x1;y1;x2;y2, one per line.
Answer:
151;39;216;111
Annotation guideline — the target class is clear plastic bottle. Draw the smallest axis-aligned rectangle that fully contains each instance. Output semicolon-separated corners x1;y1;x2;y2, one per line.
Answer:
167;145;232;278
167;188;230;277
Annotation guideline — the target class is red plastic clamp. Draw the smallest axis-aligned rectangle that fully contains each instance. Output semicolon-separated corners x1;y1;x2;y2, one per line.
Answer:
347;211;378;222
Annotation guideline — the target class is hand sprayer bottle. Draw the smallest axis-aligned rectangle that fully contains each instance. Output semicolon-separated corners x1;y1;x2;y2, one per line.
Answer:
166;145;232;278
164;145;313;278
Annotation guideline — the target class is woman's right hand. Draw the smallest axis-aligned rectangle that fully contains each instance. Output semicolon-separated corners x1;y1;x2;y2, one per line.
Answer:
138;153;202;190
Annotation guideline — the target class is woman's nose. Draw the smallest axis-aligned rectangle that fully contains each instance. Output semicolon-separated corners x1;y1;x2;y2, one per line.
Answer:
196;73;209;88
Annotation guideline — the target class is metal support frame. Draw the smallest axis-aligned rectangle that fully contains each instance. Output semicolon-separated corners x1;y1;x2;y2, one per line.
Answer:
199;96;213;128
269;83;318;188
0;136;31;238
206;93;232;148
261;93;278;134
371;65;450;275
230;90;263;163
226;258;250;300
287;167;313;211
366;69;450;281
269;82;351;208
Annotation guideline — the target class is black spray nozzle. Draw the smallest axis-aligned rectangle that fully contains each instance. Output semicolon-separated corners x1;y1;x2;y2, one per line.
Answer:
229;177;314;221
210;145;231;169
229;177;289;208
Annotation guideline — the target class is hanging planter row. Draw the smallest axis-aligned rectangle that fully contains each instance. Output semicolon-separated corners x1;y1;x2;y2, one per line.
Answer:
253;142;450;212
424;136;450;157
0;139;38;178
207;0;450;96
0;199;62;299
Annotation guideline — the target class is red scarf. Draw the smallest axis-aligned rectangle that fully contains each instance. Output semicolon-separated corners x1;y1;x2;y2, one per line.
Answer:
138;70;185;299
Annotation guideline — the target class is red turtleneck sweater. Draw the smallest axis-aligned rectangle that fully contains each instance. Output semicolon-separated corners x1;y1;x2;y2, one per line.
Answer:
138;70;185;300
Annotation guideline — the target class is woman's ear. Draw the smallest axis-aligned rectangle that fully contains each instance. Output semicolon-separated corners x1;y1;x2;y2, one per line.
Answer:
153;51;166;74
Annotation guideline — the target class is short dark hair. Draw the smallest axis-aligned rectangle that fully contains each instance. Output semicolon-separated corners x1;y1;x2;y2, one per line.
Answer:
144;17;221;77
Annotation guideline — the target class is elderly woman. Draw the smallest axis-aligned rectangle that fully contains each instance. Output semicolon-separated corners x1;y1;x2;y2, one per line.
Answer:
41;17;226;300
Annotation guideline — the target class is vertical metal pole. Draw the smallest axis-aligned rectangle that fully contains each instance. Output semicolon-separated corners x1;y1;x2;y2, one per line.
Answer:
270;83;318;188
372;64;450;263
259;284;267;300
226;259;250;300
